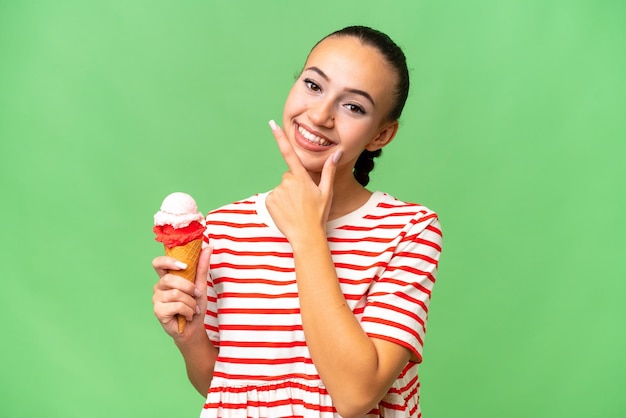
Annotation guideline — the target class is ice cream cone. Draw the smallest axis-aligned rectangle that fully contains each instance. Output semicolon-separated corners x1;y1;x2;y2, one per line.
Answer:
154;192;207;334
164;238;204;333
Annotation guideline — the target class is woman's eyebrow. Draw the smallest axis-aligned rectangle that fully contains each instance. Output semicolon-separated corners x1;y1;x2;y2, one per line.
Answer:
304;66;376;107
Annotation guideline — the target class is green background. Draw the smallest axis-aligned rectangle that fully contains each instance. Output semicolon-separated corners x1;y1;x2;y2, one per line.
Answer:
1;1;624;417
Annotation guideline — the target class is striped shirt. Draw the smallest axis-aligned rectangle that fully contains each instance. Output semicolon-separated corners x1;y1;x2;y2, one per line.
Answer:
200;191;442;417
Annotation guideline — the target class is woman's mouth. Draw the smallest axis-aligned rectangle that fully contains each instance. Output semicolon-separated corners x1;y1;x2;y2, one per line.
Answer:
297;124;333;146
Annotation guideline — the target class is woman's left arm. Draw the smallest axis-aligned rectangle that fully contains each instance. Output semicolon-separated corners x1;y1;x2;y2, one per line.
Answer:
290;229;414;418
266;122;418;418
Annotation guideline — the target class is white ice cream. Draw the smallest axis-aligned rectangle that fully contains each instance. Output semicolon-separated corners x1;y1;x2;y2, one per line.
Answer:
154;192;205;228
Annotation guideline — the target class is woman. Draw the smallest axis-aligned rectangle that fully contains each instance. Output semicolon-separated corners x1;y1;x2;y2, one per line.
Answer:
153;26;443;417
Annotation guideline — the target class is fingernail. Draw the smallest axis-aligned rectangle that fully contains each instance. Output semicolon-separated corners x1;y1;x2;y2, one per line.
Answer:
269;120;278;131
196;305;201;315
333;150;343;164
194;288;202;298
174;261;187;269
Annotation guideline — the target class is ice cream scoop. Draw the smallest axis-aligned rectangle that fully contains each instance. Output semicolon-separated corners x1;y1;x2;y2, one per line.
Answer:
153;192;207;333
154;192;206;230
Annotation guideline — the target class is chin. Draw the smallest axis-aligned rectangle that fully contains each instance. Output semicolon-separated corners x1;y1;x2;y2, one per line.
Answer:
295;151;326;174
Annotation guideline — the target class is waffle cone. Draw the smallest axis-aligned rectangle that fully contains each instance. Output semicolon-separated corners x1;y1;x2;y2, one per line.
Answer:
164;238;203;333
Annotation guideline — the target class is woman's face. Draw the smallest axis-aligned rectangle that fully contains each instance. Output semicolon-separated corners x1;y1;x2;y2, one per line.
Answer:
282;35;398;178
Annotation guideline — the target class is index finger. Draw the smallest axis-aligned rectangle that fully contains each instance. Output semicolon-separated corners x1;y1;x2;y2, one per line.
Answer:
195;245;213;288
153;255;189;277
269;120;307;176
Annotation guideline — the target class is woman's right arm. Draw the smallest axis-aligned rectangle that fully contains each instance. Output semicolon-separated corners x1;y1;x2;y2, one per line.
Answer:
152;247;219;395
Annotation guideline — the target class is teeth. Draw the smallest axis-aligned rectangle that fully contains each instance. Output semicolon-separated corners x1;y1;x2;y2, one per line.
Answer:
298;125;332;146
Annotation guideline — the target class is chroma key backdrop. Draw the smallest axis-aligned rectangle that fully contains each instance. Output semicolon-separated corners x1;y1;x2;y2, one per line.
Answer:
1;1;625;417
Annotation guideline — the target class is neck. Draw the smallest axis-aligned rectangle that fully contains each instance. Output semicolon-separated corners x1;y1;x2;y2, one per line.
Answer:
304;161;373;221
326;170;372;221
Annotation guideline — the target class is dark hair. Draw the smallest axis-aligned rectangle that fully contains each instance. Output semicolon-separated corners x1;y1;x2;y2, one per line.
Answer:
317;26;410;186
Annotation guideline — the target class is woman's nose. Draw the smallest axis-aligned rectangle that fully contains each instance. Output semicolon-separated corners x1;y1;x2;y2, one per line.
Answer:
308;99;335;127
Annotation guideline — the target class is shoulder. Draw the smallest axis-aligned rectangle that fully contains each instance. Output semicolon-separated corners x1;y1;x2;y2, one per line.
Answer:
204;193;265;221
370;192;443;253
372;191;440;229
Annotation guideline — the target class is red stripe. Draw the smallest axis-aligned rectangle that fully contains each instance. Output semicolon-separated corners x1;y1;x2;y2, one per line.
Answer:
214;247;293;258
210;380;330;394
396;362;415;379
380;401;410;416
218;307;300;315
209;208;256;215
332;247;393;256
217;340;307;348
402;235;442;252
371;290;429;314
334;261;388;271
210;234;288;243
218;324;302;331
401;213;436;228
214;277;297;286
375;276;433;295
327;236;393;243
204;398;335;413
212;262;294;273
204;323;218;333
207;220;267;228
395;251;439;266
378;202;422;209
338;223;412;231
338;276;373;285
364;210;421;220
217;356;313;365
414;405;421;417
426;223;443;236
386;265;436;284
219;291;299;299
403;383;419;407
379;399;408;412
367;333;423;362
210;371;321;382
219;288;300;297
362;317;424;346
367;301;426;328
391;369;419;394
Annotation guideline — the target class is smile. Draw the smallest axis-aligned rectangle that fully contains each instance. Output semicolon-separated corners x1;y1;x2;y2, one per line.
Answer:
298;125;333;146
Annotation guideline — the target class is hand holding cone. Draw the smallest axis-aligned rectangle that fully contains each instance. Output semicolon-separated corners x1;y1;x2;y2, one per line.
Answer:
153;192;207;333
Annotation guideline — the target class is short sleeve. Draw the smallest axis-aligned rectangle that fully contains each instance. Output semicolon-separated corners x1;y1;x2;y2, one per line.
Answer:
360;213;442;362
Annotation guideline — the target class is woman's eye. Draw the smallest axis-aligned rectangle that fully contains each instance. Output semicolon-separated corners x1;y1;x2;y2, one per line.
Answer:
345;103;366;114
304;79;321;92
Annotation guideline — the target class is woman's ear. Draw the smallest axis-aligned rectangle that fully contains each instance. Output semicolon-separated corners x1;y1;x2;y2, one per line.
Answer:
365;120;399;151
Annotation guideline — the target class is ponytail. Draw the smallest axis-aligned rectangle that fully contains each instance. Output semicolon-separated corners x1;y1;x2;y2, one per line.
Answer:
353;149;382;186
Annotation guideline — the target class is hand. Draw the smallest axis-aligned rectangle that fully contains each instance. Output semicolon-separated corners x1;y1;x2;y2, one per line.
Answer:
266;120;342;242
152;246;212;339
